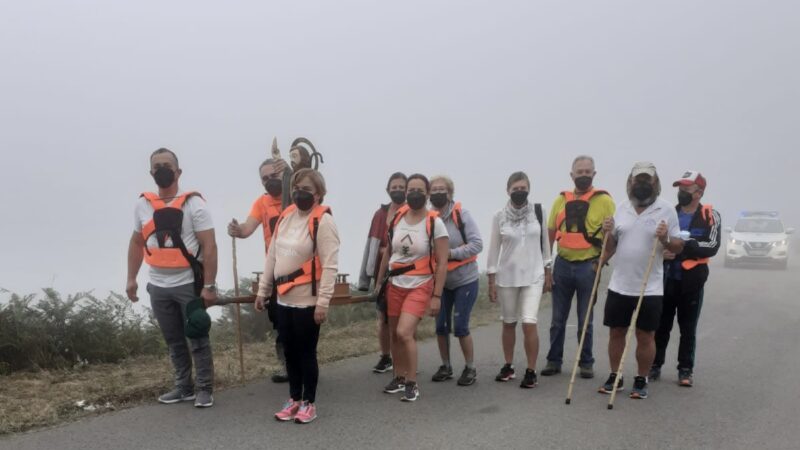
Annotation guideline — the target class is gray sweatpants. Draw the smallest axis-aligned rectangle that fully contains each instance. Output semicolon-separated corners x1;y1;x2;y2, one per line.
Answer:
148;282;214;393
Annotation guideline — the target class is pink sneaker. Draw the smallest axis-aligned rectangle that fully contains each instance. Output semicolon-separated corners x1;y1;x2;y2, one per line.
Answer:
274;399;300;422
294;402;317;424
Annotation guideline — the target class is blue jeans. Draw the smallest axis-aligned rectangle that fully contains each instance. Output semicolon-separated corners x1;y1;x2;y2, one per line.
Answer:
436;280;479;337
547;257;597;366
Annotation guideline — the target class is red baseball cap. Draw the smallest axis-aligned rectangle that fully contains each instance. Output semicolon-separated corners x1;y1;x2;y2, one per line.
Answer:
673;170;707;189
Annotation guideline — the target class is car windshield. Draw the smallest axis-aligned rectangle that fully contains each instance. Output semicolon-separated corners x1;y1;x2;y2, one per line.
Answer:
735;219;784;233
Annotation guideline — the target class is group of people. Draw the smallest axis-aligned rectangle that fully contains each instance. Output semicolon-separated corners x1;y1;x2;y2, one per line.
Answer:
126;149;721;425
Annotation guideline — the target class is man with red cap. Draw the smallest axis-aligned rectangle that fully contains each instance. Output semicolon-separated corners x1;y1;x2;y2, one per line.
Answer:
650;170;721;387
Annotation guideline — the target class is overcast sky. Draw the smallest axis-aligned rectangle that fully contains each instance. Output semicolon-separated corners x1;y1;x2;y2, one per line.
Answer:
1;0;798;307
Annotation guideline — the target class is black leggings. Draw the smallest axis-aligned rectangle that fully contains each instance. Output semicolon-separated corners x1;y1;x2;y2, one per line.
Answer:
275;303;321;403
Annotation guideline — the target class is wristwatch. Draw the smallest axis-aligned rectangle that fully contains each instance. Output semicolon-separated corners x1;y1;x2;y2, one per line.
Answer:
203;282;217;292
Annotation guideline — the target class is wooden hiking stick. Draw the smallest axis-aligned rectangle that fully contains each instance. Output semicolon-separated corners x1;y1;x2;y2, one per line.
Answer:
565;233;609;405
608;236;660;410
232;237;245;384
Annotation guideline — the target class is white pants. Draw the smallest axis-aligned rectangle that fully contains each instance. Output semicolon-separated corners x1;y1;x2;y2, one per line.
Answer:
498;283;543;324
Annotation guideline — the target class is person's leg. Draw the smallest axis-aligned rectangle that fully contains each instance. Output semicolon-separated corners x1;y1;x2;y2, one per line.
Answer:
377;311;390;356
388;315;403;377
635;295;663;377
396;312;422;383
454;280;479;367
635;329;656;377
294;307;321;404
169;284;215;393
498;286;519;364
520;284;543;371
149;283;194;392
435;288;456;367
574;261;598;367
654;280;679;369
677;288;704;371
608;327;627;372
276;303;302;402
547;258;576;367
267;294;288;379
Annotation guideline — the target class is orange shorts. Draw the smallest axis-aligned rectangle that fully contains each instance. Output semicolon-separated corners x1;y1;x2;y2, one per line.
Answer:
386;279;434;319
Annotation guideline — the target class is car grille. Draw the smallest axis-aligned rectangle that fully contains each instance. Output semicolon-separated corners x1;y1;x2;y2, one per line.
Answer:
744;242;770;256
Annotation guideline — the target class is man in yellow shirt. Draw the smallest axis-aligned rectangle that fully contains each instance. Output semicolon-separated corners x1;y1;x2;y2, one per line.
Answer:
542;156;615;379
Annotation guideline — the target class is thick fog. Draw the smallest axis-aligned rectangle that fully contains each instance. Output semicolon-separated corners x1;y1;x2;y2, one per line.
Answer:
1;0;798;305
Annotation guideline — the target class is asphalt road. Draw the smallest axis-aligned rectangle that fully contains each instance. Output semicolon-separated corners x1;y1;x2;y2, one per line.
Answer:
3;261;799;450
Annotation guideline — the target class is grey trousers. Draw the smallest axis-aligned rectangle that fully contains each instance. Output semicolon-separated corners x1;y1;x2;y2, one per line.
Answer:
148;282;214;392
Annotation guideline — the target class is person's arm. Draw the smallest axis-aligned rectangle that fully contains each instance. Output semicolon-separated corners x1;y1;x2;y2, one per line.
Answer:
486;212;501;302
126;231;145;302
683;209;722;258
315;215;340;309
601;216;618;265
430;235;449;316
255;236;278;311
448;210;483;260
541;209;553;293
228;216;260;239
196;229;218;302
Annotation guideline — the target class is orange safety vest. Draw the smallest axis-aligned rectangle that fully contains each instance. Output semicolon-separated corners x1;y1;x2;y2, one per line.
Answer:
257;195;283;252
388;205;440;276
681;204;715;270
446;202;478;272
554;189;610;250
140;192;202;269
272;204;332;296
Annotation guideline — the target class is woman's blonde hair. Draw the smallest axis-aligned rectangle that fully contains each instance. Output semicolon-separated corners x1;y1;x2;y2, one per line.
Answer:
292;168;327;203
430;175;455;197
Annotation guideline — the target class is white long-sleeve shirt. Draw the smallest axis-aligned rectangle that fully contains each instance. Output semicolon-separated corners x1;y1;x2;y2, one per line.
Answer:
486;206;552;287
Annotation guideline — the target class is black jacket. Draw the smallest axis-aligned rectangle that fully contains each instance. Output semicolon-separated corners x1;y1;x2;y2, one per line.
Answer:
667;203;722;293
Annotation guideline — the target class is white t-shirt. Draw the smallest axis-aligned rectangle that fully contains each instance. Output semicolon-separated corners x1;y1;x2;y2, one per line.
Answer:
133;192;214;288
389;214;448;289
486;207;552;287
608;198;680;296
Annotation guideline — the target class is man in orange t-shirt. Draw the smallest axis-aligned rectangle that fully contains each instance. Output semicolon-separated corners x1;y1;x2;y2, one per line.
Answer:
228;157;291;383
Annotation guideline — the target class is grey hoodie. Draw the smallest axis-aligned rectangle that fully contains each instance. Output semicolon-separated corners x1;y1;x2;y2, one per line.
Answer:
438;202;483;290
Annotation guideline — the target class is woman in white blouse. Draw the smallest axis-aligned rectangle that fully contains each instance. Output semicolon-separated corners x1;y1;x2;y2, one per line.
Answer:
487;171;552;389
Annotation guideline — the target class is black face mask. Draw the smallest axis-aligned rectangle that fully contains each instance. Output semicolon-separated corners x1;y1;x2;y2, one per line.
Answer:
264;178;283;197
510;190;529;207
430;193;449;209
678;191;694;207
153;167;176;189
574;176;593;191
389;191;406;205
632;182;654;201
407;192;427;210
292;190;315;211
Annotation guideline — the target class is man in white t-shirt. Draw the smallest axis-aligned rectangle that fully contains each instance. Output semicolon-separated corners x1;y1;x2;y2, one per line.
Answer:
126;148;219;408
598;162;684;401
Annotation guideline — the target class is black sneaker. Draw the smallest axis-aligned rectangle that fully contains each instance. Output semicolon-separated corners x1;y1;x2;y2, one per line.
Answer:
678;369;694;387
457;367;477;386
579;364;595;379
373;355;393;374
495;364;516;382
400;381;419;402
598;373;624;394
540;362;561;376
648;366;661;381
629;376;649;399
383;376;406;394
520;369;538;389
271;371;289;383
431;365;454;382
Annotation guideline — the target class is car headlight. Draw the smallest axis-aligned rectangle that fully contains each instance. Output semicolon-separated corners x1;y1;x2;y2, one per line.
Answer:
771;240;787;247
729;238;739;245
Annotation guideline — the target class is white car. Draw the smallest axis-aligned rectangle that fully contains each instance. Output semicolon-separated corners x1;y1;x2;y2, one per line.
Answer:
725;212;794;269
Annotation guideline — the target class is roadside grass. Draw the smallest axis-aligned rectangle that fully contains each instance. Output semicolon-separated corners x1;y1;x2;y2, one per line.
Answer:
0;280;523;435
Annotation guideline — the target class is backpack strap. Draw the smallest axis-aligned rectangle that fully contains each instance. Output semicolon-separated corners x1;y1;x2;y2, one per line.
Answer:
534;203;544;251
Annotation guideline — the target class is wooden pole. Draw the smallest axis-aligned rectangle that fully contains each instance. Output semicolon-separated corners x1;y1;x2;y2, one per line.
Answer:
565;233;609;405
232;237;245;384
